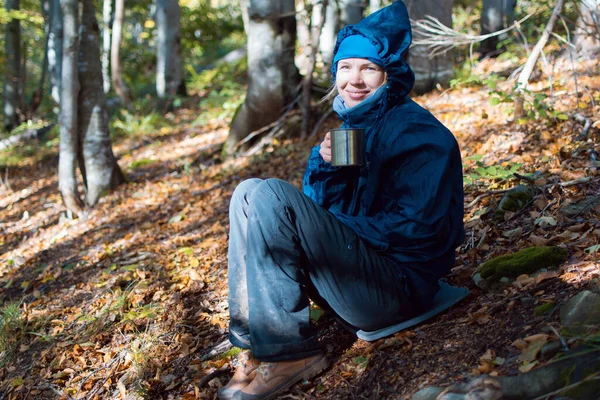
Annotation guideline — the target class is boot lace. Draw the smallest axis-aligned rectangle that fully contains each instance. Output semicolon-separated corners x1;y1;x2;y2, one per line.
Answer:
257;363;273;378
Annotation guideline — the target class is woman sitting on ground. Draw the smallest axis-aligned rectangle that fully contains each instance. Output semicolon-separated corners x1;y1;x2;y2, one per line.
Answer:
218;2;465;399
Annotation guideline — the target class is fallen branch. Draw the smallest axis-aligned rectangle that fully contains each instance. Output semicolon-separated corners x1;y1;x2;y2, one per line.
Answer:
411;14;534;57
551;176;600;188
0;167;12;193
466;176;600;210
0;124;55;151
574;112;592;139
531;371;600;400
197;365;229;388
514;0;566;118
465;188;512;210
232;95;300;153
201;339;233;361
310;108;334;138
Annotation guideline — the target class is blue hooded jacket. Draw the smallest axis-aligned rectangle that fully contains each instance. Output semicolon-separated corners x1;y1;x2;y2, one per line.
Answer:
302;1;465;304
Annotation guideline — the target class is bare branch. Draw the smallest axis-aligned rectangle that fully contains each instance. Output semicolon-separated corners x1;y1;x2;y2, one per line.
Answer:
411;14;534;57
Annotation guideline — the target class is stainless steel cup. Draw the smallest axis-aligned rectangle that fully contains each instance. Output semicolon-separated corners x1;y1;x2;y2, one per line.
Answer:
330;128;364;167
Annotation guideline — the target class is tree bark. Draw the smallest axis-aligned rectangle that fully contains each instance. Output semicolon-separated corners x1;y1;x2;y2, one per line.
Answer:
58;0;84;216
479;0;517;56
370;0;381;13
318;1;339;69
4;0;22;132
102;0;112;94
574;0;600;57
514;0;565;118
111;0;131;103
339;0;364;26
405;0;455;94
302;0;329;138
79;0;125;206
156;0;183;99
49;0;63;105
225;0;300;155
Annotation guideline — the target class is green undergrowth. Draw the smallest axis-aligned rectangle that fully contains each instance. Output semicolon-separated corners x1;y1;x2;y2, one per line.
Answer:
189;57;247;125
0;125;60;167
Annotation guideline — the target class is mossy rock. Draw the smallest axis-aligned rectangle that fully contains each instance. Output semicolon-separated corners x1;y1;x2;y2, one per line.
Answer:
493;185;536;222
480;246;568;282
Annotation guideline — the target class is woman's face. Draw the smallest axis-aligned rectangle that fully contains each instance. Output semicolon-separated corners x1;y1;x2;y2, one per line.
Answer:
336;58;386;108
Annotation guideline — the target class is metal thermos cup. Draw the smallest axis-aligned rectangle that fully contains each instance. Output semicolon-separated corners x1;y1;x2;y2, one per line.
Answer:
330;128;364;167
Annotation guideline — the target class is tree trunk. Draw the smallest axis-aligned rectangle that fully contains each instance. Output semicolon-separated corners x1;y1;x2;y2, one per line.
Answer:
302;0;329;138
79;0;125;206
405;0;454;94
58;0;84;216
479;0;517;56
49;0;63;105
156;0;183;99
370;0;381;13
27;0;52;119
574;0;600;57
4;0;22;132
111;0;131;103
313;0;364;78
340;0;364;26
319;1;339;69
102;0;112;94
225;0;300;155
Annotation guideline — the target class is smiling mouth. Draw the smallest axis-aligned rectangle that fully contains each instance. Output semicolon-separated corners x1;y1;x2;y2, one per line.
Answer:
346;91;370;99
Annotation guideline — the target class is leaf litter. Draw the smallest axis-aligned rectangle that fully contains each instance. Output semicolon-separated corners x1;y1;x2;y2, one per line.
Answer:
0;58;599;399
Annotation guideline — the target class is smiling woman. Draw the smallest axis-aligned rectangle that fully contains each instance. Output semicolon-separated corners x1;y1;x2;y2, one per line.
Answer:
220;2;465;400
336;58;386;108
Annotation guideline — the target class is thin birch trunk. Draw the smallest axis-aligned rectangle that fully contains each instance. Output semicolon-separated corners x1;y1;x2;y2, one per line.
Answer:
4;0;22;132
370;0;381;13
574;0;600;55
49;0;63;104
318;1;338;73
28;0;52;118
302;0;329;138
156;0;183;98
58;0;85;216
102;0;112;94
79;0;125;206
111;0;131;103
514;0;565;118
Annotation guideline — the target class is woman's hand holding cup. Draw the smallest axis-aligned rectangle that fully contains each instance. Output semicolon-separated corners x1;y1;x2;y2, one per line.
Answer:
319;132;332;163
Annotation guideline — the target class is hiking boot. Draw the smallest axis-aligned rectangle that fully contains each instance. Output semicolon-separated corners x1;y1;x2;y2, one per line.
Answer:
218;350;261;400
233;354;328;400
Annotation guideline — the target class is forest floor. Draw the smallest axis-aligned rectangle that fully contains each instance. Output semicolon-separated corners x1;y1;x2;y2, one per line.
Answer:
1;56;600;400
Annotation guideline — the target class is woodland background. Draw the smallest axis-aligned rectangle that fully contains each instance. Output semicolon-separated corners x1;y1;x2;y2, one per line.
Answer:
1;0;600;399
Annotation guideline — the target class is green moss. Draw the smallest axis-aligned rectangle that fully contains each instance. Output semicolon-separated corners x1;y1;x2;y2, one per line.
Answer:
534;302;556;316
480;246;568;282
129;158;155;169
219;347;241;360
493;185;536;222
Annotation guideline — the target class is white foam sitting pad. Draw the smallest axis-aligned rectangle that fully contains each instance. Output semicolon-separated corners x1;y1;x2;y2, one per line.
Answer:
337;281;469;342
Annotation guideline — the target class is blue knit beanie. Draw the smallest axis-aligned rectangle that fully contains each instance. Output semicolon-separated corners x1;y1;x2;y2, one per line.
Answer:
333;35;384;68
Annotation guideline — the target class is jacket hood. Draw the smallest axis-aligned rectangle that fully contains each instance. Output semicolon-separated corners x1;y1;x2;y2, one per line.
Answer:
331;1;415;102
